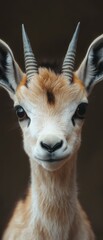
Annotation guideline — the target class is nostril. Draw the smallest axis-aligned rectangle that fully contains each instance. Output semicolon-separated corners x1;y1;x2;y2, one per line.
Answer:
52;140;63;152
40;140;63;153
40;142;51;152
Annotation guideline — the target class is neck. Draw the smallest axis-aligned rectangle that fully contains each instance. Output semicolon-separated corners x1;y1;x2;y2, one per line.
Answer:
29;154;78;239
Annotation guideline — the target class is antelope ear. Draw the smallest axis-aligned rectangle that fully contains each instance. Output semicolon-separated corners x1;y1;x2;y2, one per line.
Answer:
75;35;103;94
0;40;24;99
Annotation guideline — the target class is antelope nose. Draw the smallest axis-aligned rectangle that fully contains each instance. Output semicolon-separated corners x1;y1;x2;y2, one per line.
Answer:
40;139;63;153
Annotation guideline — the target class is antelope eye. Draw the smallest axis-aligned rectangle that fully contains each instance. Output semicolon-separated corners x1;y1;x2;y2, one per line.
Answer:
72;102;88;126
75;103;88;119
15;105;27;121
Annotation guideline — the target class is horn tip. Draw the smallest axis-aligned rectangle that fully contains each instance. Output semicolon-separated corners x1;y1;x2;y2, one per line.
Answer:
75;22;80;35
77;22;80;27
69;22;80;48
22;24;25;34
22;24;27;47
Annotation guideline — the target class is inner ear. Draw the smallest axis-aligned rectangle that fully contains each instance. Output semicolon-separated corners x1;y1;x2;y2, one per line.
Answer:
86;41;103;91
76;35;103;94
93;42;103;77
0;47;12;91
0;40;24;99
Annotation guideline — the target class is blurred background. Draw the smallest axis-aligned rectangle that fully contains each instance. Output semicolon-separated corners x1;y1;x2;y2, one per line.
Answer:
0;0;103;239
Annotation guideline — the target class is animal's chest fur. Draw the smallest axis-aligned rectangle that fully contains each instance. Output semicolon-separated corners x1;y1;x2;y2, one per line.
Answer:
3;208;70;240
2;191;94;240
32;210;70;240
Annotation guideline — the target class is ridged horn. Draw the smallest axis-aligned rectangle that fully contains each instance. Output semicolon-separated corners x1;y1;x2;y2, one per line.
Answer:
22;24;38;81
62;22;80;82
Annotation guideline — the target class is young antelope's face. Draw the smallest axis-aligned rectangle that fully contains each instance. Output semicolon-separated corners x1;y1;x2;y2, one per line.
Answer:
0;26;103;171
14;68;88;171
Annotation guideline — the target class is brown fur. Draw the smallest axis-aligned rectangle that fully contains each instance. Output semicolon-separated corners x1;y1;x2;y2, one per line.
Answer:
17;74;27;89
16;68;86;112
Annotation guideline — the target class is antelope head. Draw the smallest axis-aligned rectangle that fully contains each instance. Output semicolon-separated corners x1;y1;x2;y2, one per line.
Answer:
0;24;103;171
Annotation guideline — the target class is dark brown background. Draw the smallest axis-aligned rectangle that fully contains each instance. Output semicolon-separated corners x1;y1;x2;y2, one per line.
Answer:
0;0;103;239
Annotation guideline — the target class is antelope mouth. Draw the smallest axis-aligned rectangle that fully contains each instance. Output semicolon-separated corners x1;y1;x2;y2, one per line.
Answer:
35;154;70;163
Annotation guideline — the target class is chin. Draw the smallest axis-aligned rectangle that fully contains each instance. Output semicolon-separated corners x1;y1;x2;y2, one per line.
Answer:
36;156;70;172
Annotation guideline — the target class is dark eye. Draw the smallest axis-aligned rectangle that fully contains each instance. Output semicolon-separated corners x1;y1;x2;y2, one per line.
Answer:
75;103;88;119
15;105;28;121
72;102;88;126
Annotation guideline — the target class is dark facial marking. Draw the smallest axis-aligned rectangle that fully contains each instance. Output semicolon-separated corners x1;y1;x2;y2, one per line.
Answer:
47;90;55;105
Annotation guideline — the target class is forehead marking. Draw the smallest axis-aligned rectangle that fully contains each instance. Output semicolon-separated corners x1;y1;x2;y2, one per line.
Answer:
47;90;55;105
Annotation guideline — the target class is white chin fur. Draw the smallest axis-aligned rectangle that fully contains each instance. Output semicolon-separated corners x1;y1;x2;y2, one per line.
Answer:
37;157;69;172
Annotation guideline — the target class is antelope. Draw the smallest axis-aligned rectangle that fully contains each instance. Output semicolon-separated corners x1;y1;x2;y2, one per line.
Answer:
1;23;103;240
